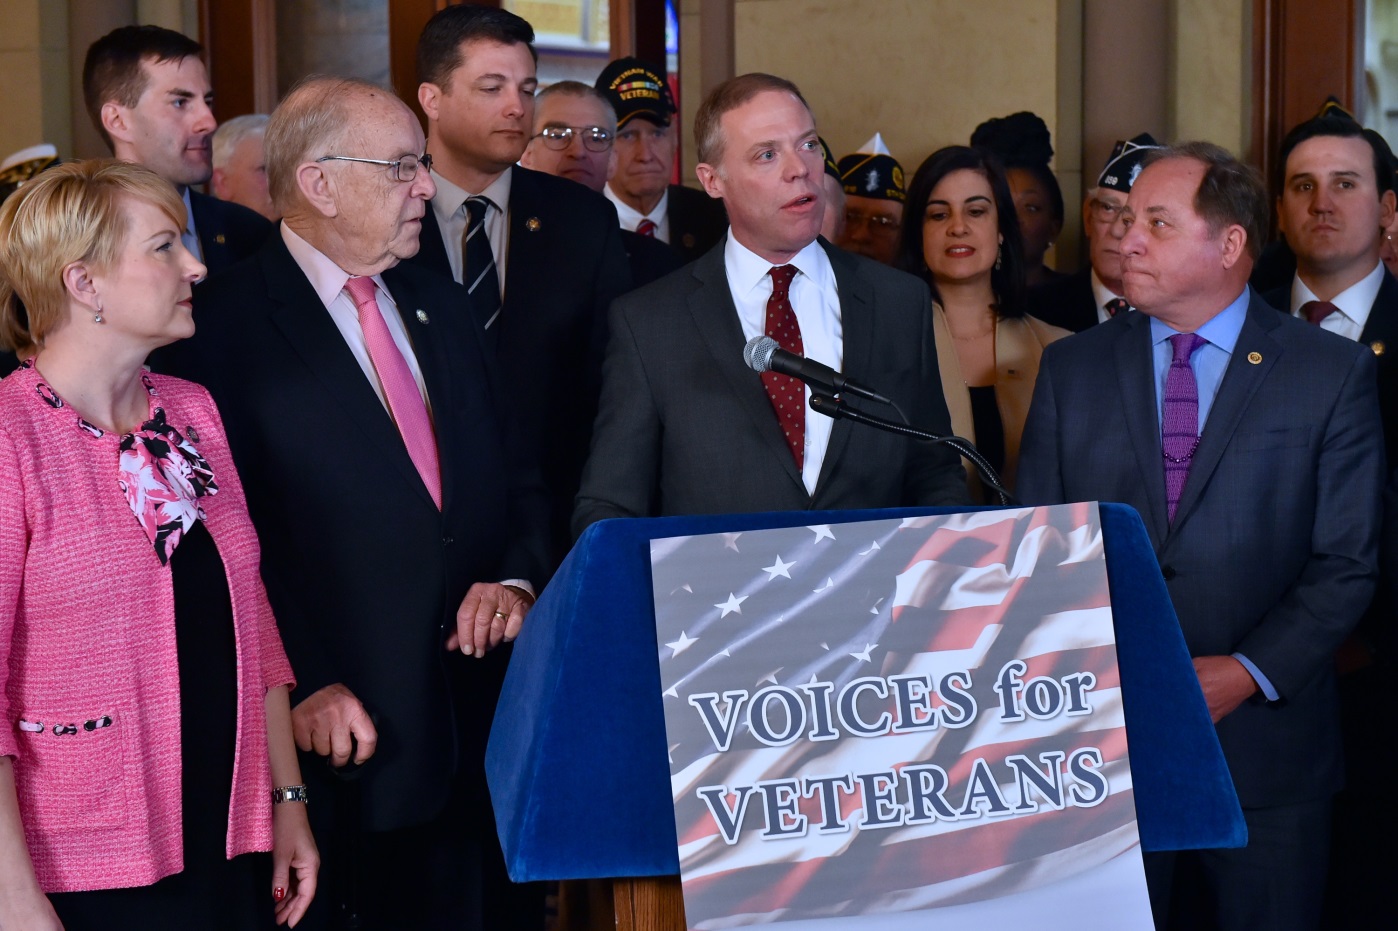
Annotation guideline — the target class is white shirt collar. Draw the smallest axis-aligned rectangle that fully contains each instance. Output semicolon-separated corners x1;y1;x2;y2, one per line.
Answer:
280;223;388;308
1290;261;1385;329
606;185;668;228
723;233;833;297
431;167;513;217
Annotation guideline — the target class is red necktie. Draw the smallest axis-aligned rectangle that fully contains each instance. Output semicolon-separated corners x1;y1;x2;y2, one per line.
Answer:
636;218;657;237
344;276;442;508
1105;297;1129;317
762;265;804;469
1300;300;1339;325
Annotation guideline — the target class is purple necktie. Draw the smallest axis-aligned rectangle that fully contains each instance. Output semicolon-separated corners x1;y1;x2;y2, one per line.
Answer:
1162;332;1206;523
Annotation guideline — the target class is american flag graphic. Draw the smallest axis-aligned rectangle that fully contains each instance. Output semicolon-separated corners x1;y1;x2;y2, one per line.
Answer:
650;504;1151;929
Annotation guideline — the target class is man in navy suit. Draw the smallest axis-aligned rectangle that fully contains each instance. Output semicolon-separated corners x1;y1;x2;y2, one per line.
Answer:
1260;109;1398;926
1019;143;1383;930
161;76;549;930
83;25;270;274
409;5;630;560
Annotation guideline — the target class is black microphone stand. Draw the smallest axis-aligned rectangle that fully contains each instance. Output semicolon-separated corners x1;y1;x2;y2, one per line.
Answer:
809;394;1019;506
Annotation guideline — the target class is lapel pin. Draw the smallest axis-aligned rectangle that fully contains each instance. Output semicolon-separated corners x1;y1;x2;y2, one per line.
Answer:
525;217;541;232
682;233;696;249
214;233;226;245
1372;340;1385;356
1247;351;1262;365
416;309;430;324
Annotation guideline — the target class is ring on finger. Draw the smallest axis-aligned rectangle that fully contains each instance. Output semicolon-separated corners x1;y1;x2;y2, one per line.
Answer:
493;610;507;620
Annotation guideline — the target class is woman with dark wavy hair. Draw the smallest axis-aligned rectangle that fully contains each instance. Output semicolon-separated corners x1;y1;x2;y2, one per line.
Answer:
898;145;1068;500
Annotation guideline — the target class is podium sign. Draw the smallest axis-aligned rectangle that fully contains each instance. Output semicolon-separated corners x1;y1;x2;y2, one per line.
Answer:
650;504;1154;929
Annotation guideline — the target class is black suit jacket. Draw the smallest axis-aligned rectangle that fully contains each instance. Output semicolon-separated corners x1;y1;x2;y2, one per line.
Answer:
0;350;18;378
1262;270;1398;467
666;183;728;263
621;227;684;288
573;237;968;531
189;189;272;275
1018;292;1383;807
409;165;631;558
159;232;549;831
1028;266;1100;333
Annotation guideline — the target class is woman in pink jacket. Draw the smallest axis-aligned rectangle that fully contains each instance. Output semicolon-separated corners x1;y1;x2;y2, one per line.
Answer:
0;161;317;928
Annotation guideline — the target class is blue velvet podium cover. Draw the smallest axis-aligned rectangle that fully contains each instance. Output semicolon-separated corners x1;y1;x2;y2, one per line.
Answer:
485;504;1245;883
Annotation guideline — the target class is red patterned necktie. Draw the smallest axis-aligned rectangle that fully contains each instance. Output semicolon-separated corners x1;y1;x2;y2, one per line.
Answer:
636;218;658;237
344;276;442;508
1300;300;1339;325
762;264;804;469
1105;297;1129;317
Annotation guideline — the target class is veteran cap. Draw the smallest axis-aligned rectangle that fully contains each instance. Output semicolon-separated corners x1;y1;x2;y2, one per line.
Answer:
819;137;840;181
837;133;905;203
595;58;675;129
1096;133;1163;193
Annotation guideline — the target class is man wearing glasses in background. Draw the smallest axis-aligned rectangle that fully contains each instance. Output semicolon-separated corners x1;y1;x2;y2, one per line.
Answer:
409;5;631;563
521;80;682;287
1032;133;1163;332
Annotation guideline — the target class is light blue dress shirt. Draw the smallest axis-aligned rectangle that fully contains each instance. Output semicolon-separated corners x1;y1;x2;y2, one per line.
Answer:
1147;289;1279;701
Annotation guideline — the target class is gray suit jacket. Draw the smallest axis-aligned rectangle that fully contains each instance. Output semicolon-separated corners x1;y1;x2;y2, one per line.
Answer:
573;237;967;532
1018;290;1384;807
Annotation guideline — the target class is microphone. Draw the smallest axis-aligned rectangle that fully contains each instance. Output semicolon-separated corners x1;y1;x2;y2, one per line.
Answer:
743;336;892;405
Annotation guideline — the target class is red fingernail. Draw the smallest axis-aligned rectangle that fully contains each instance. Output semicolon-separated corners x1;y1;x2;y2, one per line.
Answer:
274;887;286;902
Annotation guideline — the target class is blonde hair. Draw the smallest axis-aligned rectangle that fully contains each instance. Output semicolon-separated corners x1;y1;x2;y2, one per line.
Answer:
0;159;185;356
265;76;388;211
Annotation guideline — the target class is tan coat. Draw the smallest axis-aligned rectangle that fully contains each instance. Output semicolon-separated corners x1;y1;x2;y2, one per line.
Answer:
932;306;1070;499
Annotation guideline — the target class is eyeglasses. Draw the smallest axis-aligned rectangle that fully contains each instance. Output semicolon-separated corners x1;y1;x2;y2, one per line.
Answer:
1089;199;1124;223
315;152;433;182
534;126;613;152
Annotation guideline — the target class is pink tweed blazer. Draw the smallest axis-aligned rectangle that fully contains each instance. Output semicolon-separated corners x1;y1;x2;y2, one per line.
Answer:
0;363;295;893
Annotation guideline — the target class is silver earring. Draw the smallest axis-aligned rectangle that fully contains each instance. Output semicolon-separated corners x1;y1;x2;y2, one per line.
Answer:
93;311;104;324
994;246;1003;271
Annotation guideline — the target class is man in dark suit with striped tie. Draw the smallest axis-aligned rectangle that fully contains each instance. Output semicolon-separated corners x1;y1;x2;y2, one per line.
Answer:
408;5;630;561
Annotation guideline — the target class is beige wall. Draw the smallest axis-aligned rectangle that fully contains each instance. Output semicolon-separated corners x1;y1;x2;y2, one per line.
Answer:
1171;0;1250;159
0;1;67;160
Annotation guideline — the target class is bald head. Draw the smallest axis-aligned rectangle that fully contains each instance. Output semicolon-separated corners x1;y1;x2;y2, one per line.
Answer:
267;77;435;275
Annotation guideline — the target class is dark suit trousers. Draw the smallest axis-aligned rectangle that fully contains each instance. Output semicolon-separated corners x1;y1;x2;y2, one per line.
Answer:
295;763;544;931
1146;797;1330;931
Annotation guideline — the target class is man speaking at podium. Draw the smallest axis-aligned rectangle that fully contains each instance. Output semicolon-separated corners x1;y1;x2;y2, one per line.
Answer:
573;73;966;531
1018;143;1384;930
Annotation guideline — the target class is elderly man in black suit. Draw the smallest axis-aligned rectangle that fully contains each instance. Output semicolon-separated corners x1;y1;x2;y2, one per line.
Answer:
83;25;271;274
1260;109;1398;927
1031;134;1162;332
1019;142;1384;930
574;73;967;531
596;56;729;262
408;5;630;562
160;76;550;930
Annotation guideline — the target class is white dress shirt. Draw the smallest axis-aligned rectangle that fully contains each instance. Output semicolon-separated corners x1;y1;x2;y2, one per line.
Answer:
181;187;203;262
281;224;431;414
1288;261;1384;341
606;185;671;243
429;168;512;296
725;235;843;495
1091;269;1128;323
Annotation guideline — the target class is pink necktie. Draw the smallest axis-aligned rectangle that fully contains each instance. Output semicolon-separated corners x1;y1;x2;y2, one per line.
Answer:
344;276;442;509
